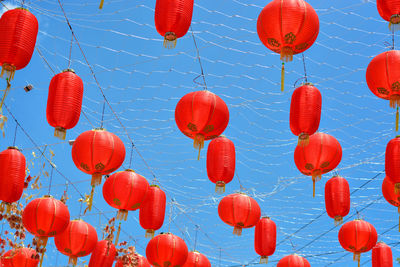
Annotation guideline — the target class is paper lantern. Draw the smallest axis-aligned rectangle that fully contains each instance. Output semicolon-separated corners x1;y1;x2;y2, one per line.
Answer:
54;219;98;266
206;136;235;193
254;217;276;264
2;247;39;267
182;251;211;267
115;254;151;267
0;146;26;209
385;136;400;193
175;90;229;159
218;193;261;235
372;242;393;267
277;254;310;267
139;185;166;238
338;219;378;267
102;169;149;220
154;0;194;48
0;8;38;81
88;240;117;267
146;233;188;267
324;176;350;226
377;0;400;30
290;83;322;146
294;132;342;197
46;69;84;140
382;176;400;231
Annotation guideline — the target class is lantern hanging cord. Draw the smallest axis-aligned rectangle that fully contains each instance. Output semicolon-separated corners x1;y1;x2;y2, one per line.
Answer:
12;123;18;147
393;26;395;50
129;142;134;169
100;99;106;128
235;172;245;192
168;199;174;232
302;53;308;83
190;27;208;91
48;166;54;195
36;47;56;75
193;224;199;251
68;33;73;69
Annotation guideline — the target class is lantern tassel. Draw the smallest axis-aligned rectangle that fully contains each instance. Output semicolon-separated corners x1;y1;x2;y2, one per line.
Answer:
233;226;242;236
389;15;400;31
259;256;268;264
0;63;16;82
396;107;399;132
88;186;95;211
193;134;205;160
334;216;343;226
311;171;322;198
389;95;400;108
54;127;66;140
38;237;48;267
0;78;11;111
280;46;294;62
115;222;121;246
215;181;226;194
298;133;309;147
116;209;128;221
91;173;102;187
99;0;104;9
395;183;400;194
313;179;316;198
68;256;78;266
163;32;177;49
145;229;155;239
281;62;285;92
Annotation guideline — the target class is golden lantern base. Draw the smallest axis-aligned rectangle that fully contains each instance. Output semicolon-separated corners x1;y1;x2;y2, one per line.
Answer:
0;63;16;82
117;209;128;221
259;256;268;264
334;216;343;226
69;256;78;266
91;173;102;187
215;181;226;194
311;170;322;198
54;127;66;140
280;46;294;62
163;32;177;49
389;15;400;31
145;229;155;239
298;133;310;147
233;225;243;236
193;133;205;160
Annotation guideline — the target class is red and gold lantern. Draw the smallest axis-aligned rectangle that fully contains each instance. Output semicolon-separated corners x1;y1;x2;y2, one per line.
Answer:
377;0;400;30
102;169;149;221
382;176;400;232
290;83;322;146
115;254;151;267
2;247;39;267
218;193;261;236
372;242;393;267
183;251;211;267
88;240;117;267
46;69;84;140
277;254;310;267
294;132;342;197
324;176;350;226
146;233;188;267
254;217;276;264
139;185;166;238
385;136;400;193
338;219;378;267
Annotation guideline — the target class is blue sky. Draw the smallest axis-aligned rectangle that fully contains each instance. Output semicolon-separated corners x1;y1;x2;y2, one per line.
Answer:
0;0;398;266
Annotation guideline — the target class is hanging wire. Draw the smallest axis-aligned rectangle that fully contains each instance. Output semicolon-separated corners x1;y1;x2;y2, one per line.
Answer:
235;172;245;192
48;166;54;196
168;199;174;232
100;99;106;129
190;27;207;91
12;123;18;147
302;53;308;83
193;224;199;251
68;33;73;69
129;142;134;169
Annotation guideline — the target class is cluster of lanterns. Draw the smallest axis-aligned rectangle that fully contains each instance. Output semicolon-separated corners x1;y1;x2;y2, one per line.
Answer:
0;0;399;266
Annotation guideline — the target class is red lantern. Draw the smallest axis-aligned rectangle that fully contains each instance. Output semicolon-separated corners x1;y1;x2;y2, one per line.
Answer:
294;132;342;197
382;176;400;232
146;233;188;267
0;146;26;209
377;0;400;30
2;247;39;267
206;136;235;193
154;0;194;48
218;193;261;236
175;90;229;160
277;254;310;267
46;69;84;140
88;240;117;267
385;136;400;193
338;219;378;266
183;251;211;267
102;169;149;220
372;242;393;267
254;217;276;264
72;128;126;187
139;185;166;238
290;83;322;146
115;254;151;267
324;176;350;226
54;219;98;266
0;8;38;81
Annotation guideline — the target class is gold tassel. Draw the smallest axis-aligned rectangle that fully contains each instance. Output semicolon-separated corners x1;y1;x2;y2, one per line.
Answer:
389;15;400;31
54;127;66;140
88;186;95;211
396;107;399;132
281;62;285;92
334;216;343;226
233;226;242;236
280;46;294;62
298;133;309;147
259;256;268;264
69;256;78;266
115;222;121;246
389;95;400;108
38;236;48;267
0;63;16;82
91;173;102;187
313;179;316;198
193;134;205;160
145;229;155;239
215;181;226;194
163;32;177;49
116;209;128;221
99;0;104;9
0;79;11;111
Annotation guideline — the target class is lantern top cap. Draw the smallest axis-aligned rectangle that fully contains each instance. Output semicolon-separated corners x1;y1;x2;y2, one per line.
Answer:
42;195;53;198
93;127;106;131
62;68;75;74
15;7;29;12
302;82;314;86
150;184;160;188
125;169;135;173
261;216;270;219
7;146;20;151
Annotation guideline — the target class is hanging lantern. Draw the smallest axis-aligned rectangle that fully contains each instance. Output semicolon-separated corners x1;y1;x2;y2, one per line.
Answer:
257;0;319;91
182;251;211;267
88;240;117;267
0;8;38;82
206;136;235;193
2;247;39;267
277;254;310;267
46;69;84;140
0;146;26;211
115;254;151;267
71;128;125;204
366;51;400;130
385;136;400;193
324;176;350;226
54;219;98;266
254;217;276;264
22;195;70;266
102;169;149;221
338;219;378;267
382;176;400;232
146;233;188;267
139;185;166;238
218;193;261;236
372;242;393;267
377;0;400;31
290;83;322;146
294;132;342;197
175;90;229;160
154;0;194;48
